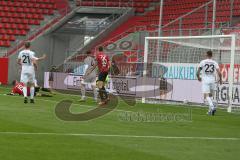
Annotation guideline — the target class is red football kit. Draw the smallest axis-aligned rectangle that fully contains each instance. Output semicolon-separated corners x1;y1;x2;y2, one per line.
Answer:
96;52;110;73
12;82;30;96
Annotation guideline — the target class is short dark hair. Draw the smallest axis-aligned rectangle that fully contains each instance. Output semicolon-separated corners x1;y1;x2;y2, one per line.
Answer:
12;80;17;86
25;41;31;48
86;51;91;55
98;46;103;52
206;50;213;57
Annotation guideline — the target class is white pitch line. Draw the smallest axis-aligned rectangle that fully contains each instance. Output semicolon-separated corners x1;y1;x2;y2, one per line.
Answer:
0;131;239;141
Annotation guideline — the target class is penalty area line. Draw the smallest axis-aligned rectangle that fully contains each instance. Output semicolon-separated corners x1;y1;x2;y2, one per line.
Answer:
0;132;239;141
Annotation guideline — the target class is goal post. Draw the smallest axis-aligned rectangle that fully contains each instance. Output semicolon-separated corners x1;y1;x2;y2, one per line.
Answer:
228;35;236;112
143;34;238;113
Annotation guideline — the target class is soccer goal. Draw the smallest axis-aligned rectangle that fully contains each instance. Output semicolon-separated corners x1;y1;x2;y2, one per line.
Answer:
143;34;240;113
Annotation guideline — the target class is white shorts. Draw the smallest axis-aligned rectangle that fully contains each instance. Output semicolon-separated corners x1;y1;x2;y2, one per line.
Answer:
82;76;96;85
202;82;216;94
20;72;35;84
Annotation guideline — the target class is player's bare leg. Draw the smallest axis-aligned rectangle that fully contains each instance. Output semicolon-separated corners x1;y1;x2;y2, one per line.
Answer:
23;83;28;104
92;84;98;102
204;93;215;115
29;83;35;103
209;91;217;115
97;81;108;105
79;83;86;102
104;76;110;102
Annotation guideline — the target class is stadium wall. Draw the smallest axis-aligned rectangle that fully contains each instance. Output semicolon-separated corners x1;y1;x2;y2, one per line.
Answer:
8;35;52;85
73;7;134;55
52;34;85;59
8;33;85;85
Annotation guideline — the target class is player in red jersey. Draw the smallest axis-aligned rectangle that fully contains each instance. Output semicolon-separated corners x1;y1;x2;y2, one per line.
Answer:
10;80;31;96
8;80;52;97
84;46;110;105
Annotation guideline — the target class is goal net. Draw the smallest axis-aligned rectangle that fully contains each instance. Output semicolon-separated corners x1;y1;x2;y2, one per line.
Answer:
143;35;240;113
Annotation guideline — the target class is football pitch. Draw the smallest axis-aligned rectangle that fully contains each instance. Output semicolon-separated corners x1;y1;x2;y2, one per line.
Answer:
0;86;239;160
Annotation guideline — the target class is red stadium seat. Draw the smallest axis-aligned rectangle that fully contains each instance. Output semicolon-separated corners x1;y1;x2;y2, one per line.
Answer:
9;35;16;41
3;41;11;47
0;0;59;47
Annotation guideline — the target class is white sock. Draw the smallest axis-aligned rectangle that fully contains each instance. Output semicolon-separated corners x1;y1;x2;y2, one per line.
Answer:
30;87;35;99
93;87;98;100
23;86;27;98
34;79;38;86
80;84;86;99
204;99;208;106
210;97;215;110
206;96;214;110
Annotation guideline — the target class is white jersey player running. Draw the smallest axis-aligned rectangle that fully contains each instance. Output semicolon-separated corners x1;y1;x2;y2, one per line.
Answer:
17;42;46;104
197;50;222;116
79;51;98;102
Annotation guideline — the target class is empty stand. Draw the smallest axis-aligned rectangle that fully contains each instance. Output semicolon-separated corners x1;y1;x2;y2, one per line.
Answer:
76;0;239;48
77;0;159;13
74;0;240;64
0;0;57;47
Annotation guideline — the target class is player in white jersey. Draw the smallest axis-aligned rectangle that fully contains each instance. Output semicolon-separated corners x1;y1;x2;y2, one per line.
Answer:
79;51;98;102
197;50;222;116
17;42;46;104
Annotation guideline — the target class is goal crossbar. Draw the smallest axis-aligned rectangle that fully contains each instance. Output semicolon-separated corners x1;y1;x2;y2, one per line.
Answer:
145;35;235;40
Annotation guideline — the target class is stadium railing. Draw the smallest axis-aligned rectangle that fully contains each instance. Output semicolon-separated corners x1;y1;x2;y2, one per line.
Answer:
160;0;232;33
64;13;123;56
76;0;134;8
0;51;7;57
94;25;147;51
140;0;237;35
63;6;134;61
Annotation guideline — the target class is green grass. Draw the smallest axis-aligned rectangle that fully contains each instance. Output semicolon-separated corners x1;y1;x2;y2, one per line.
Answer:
0;86;240;160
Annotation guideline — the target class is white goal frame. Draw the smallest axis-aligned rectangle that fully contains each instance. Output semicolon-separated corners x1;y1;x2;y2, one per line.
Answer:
143;35;236;113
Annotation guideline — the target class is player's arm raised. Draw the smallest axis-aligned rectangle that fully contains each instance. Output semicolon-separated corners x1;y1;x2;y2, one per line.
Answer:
33;54;46;71
33;54;47;62
37;54;47;61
